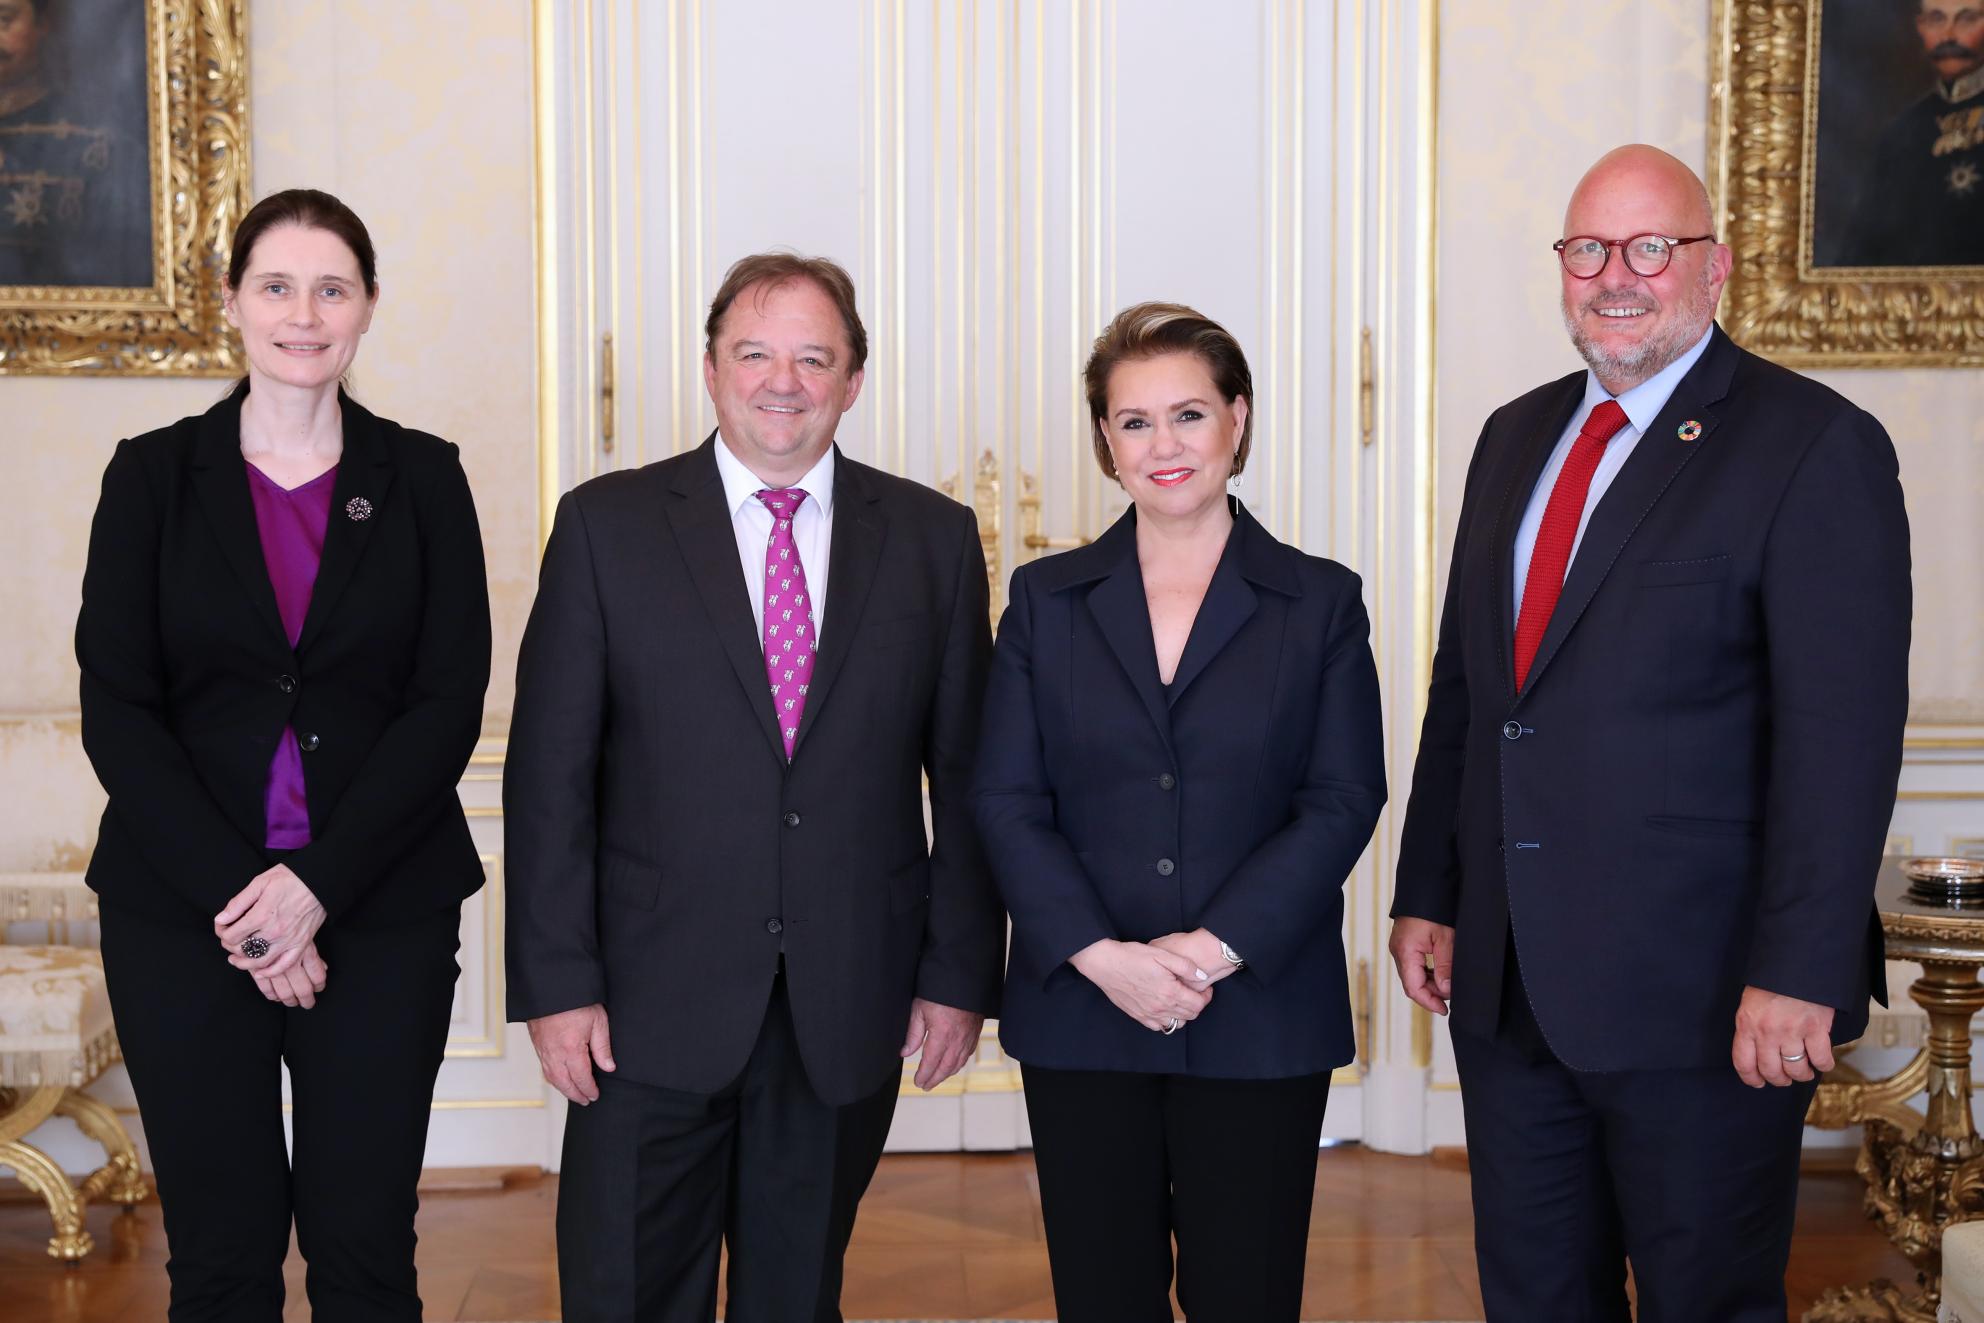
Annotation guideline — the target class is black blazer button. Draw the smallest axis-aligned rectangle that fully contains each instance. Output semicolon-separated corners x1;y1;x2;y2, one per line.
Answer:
1157;773;1177;791
1156;858;1176;876
277;674;297;694
299;733;320;752
766;918;784;934
783;811;801;828
1502;720;1522;741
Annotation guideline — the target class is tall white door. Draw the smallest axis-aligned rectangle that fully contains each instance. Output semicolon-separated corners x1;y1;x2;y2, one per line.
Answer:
527;0;1444;1156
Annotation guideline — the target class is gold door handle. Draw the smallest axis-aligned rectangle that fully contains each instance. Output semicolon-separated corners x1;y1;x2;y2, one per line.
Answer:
600;332;616;453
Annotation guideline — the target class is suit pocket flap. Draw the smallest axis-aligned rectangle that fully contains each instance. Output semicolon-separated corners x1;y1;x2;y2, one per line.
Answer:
889;858;932;913
599;851;662;910
1645;814;1762;839
866;611;937;647
1638;555;1730;587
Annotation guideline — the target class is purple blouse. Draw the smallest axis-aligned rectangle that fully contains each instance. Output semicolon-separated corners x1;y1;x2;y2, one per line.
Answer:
245;461;338;850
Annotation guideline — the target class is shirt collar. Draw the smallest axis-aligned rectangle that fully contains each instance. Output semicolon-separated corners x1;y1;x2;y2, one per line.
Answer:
713;432;837;519
1943;66;1984;104
1582;323;1716;437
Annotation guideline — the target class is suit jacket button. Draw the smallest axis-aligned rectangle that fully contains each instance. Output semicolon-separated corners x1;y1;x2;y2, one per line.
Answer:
766;918;783;934
277;674;297;694
298;733;320;752
1156;858;1175;876
1502;720;1522;741
783;811;801;828
1157;773;1177;791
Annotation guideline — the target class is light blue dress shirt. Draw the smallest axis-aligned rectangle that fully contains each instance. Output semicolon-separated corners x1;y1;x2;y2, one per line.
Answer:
1511;326;1716;622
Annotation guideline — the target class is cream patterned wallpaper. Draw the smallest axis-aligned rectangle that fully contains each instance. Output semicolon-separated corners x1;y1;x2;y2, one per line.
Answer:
1435;0;1982;721
0;2;537;870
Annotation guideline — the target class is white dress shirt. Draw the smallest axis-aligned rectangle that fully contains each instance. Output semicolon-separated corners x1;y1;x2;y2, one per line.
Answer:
712;433;835;640
1512;326;1715;622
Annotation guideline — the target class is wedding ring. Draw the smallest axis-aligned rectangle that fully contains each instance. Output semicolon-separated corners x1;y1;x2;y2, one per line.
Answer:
1779;1050;1806;1062
1162;1018;1180;1035
240;935;271;961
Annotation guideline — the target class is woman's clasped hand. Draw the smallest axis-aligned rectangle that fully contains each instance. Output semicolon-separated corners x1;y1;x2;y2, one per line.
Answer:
1068;935;1219;1033
214;862;330;1008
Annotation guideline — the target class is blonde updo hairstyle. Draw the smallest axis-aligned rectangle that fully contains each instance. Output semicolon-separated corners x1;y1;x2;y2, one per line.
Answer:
1082;301;1256;482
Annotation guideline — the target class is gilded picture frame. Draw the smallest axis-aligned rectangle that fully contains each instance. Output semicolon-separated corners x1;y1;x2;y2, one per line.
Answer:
1708;0;1984;368
0;0;249;377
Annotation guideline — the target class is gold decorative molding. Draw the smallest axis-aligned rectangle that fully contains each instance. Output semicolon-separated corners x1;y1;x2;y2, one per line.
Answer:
445;854;507;1060
1708;0;1984;367
0;0;252;376
942;448;1004;618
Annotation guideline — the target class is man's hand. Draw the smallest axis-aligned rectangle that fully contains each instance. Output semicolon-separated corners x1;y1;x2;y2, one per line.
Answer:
217;863;328;980
1388;917;1455;1015
529;1004;616;1105
1068;939;1214;1032
1150;929;1240;984
900;998;985;1091
1732;985;1835;1088
250;941;329;1009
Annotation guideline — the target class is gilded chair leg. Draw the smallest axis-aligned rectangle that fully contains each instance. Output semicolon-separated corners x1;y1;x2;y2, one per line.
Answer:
0;1138;94;1261
55;1090;149;1208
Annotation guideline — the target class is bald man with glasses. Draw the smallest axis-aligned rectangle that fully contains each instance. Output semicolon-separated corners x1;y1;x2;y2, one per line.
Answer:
1388;145;1912;1321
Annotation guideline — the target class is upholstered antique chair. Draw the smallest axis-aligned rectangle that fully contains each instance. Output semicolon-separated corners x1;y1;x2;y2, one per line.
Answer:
0;872;148;1260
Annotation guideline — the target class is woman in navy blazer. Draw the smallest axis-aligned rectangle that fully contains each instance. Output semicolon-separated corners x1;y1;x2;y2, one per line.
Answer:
77;190;490;1322
974;303;1386;1321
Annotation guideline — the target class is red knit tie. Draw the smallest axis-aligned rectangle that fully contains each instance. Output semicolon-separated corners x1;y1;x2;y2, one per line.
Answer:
1512;400;1630;691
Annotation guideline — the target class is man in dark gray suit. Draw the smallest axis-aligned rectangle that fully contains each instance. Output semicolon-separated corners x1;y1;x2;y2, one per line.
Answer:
505;252;1004;1322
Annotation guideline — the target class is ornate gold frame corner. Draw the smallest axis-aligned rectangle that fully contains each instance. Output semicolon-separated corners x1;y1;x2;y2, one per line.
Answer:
0;0;251;377
1707;0;1984;368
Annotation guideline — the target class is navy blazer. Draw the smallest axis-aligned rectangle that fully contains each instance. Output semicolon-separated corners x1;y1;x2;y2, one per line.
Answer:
974;501;1387;1079
1393;325;1910;1072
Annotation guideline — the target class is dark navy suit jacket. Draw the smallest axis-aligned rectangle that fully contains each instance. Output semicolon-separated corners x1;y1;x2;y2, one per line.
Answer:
1392;325;1910;1072
974;500;1387;1079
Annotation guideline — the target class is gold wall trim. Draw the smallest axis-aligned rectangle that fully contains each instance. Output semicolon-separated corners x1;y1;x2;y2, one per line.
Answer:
532;0;560;549
444;854;507;1060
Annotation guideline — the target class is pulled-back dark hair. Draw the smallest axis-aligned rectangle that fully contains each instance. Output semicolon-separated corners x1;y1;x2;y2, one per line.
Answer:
226;188;377;298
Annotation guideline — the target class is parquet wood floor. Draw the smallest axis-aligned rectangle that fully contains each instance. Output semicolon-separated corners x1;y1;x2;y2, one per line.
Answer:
0;1150;1917;1321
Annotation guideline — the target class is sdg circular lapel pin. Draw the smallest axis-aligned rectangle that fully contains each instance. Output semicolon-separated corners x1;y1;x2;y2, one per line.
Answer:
1676;420;1703;443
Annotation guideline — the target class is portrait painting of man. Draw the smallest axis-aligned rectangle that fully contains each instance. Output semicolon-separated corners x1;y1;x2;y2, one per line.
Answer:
1813;0;1984;269
0;0;155;291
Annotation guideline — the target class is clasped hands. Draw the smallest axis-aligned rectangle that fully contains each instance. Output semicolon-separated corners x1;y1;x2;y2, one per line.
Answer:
1386;917;1836;1089
1070;928;1238;1034
213;862;330;1009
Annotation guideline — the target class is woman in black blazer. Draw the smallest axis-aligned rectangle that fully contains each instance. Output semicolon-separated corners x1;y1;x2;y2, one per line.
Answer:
76;189;490;1322
974;303;1387;1322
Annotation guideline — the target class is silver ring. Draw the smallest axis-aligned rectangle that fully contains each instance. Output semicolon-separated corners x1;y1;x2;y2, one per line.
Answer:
240;935;271;961
1162;1018;1180;1035
1779;1050;1806;1062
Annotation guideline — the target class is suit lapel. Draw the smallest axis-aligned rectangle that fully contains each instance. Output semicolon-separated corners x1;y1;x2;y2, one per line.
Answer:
295;395;396;654
1489;375;1585;699
1164;501;1266;704
664;435;787;762
1081;512;1175;757
1515;328;1739;703
792;449;883;759
189;388;292;654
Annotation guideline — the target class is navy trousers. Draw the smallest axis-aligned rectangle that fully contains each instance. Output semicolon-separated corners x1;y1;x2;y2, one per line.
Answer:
1453;942;1817;1322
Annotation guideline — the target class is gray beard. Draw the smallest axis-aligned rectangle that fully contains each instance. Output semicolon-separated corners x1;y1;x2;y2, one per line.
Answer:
1562;266;1715;388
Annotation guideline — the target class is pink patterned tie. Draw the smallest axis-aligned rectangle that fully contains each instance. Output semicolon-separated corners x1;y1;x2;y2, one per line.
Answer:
755;488;818;760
